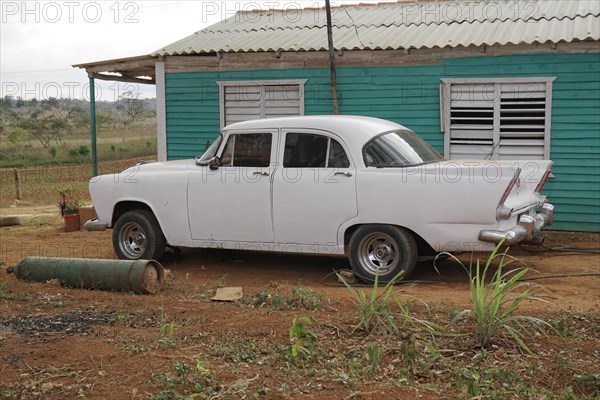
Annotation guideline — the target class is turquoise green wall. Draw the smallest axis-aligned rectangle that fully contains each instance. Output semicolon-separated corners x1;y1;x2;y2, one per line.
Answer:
165;52;600;232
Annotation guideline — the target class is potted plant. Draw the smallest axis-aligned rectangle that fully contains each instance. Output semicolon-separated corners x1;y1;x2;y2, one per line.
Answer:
58;186;81;232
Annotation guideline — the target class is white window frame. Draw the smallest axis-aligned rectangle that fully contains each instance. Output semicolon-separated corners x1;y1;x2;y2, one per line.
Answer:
217;79;307;129
440;77;556;160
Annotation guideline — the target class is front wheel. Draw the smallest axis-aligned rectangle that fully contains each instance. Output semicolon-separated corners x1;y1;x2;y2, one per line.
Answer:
349;225;417;283
113;210;166;260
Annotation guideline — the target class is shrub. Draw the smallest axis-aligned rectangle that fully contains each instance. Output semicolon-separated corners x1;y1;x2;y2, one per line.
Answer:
78;144;90;156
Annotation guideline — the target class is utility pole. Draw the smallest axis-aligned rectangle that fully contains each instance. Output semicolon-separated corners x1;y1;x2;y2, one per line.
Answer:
325;0;339;114
89;77;98;177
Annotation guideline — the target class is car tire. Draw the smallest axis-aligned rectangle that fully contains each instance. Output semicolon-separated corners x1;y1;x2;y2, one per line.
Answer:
349;225;417;283
113;210;166;261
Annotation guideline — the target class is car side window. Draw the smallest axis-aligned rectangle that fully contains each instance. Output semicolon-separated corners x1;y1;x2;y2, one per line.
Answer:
329;139;350;168
284;133;350;168
220;133;272;167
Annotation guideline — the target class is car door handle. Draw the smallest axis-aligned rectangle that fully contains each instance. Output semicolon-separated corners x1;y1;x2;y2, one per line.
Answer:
334;172;353;177
253;171;270;176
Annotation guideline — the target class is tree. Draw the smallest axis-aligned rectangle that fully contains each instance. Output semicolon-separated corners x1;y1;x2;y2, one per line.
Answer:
19;114;67;148
116;91;145;123
51;98;82;121
8;127;28;144
3;95;14;108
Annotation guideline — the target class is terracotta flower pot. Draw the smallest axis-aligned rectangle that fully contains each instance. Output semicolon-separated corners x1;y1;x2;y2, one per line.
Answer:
64;214;81;232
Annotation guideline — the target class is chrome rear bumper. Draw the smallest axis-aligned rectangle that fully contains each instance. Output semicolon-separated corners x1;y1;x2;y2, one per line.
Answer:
479;204;554;246
84;218;109;231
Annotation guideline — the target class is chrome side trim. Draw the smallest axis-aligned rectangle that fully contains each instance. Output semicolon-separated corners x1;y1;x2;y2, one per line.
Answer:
84;218;109;232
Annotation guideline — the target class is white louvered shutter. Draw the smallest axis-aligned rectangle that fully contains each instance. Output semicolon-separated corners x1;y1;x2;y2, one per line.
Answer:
223;85;261;126
443;79;553;160
222;83;303;127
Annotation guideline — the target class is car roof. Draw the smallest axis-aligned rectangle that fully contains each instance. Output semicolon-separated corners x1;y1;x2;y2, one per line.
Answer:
223;115;409;147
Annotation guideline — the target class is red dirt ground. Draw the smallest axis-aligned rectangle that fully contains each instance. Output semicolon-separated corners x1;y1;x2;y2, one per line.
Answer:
0;208;599;399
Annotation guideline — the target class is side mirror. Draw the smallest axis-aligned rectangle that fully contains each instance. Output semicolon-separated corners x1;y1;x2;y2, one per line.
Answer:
208;156;222;170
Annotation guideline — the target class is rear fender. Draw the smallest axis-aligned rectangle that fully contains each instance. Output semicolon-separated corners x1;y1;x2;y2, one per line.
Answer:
511;160;553;193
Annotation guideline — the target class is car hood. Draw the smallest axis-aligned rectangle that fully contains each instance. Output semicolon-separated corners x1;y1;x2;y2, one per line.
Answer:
121;159;198;173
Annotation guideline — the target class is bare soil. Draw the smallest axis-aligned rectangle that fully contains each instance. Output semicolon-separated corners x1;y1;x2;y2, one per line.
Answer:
1;208;599;399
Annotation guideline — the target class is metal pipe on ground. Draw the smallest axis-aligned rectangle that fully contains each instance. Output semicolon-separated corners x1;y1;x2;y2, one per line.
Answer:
7;257;165;294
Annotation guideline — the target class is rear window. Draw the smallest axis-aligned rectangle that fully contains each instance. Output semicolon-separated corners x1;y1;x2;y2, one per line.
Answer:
363;130;443;168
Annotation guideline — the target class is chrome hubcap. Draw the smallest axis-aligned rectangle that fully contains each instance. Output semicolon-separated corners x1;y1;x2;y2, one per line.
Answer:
358;233;400;276
119;222;147;259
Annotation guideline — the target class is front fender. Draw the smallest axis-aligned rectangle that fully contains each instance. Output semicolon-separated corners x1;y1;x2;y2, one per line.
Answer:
88;169;194;247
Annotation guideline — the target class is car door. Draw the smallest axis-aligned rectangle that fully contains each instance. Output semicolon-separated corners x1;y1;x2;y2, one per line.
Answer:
272;129;358;246
188;130;277;242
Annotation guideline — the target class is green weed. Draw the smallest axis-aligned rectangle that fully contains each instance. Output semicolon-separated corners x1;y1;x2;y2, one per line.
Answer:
365;342;382;374
437;239;552;353
158;306;177;348
289;316;317;363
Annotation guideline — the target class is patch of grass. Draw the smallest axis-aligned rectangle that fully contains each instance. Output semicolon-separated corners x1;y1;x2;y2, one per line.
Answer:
437;240;552;353
548;310;600;340
290;285;322;310
453;366;558;398
346;342;382;378
167;274;227;302
2;364;88;400
153;360;221;400
213;339;261;364
337;271;408;335
242;286;322;311
121;338;153;354
0;136;156;169
0;278;11;299
0;157;151;208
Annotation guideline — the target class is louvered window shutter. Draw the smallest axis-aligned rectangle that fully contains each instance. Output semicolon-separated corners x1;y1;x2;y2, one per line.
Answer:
442;78;553;160
219;81;305;128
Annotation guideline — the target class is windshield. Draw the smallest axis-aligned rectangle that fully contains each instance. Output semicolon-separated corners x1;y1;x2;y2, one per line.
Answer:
196;134;223;164
363;130;444;168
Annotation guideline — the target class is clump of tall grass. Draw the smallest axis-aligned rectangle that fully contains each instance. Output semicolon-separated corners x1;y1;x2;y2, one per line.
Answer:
337;271;406;335
337;271;440;336
436;239;551;353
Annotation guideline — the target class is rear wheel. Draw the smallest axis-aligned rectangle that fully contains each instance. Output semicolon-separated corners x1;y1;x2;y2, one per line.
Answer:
113;210;166;260
349;225;417;283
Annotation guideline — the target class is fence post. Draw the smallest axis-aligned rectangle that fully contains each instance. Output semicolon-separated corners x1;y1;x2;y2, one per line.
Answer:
14;168;21;201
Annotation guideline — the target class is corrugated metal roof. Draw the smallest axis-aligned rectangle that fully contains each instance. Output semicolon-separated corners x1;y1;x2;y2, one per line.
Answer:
153;1;600;55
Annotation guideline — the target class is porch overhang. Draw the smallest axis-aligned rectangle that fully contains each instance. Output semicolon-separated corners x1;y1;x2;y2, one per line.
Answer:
73;54;158;85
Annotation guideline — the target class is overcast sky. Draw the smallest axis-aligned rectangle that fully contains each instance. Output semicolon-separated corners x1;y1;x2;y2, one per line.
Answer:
1;0;376;101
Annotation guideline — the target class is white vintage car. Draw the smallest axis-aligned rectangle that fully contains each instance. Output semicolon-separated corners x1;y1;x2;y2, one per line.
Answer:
87;116;554;282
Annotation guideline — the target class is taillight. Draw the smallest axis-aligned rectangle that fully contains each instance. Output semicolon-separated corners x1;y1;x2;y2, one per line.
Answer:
499;168;521;205
535;170;551;193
